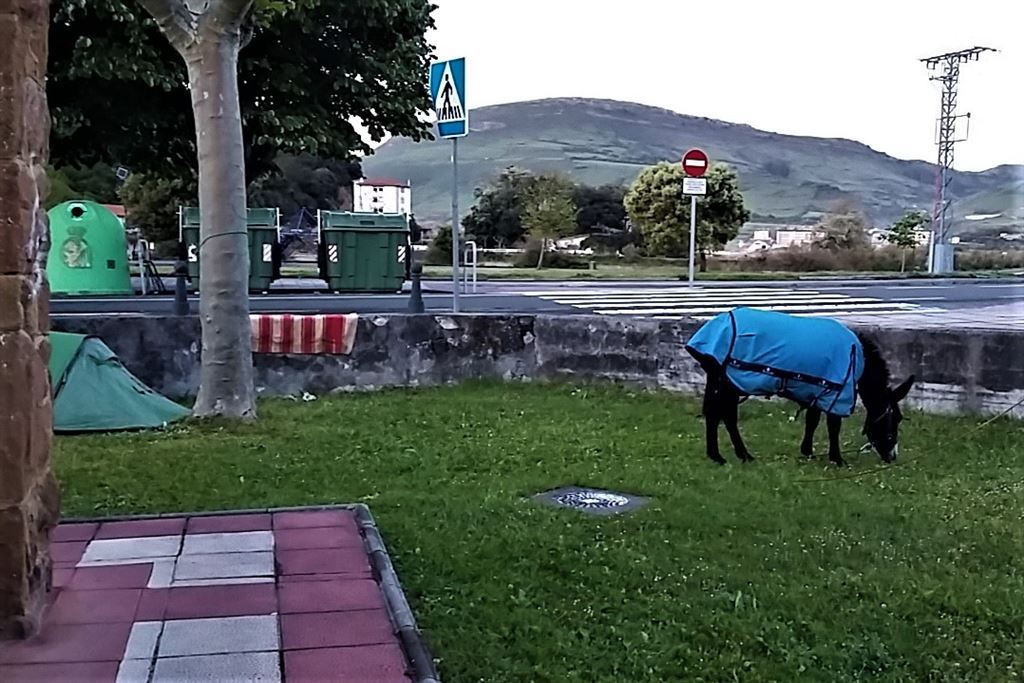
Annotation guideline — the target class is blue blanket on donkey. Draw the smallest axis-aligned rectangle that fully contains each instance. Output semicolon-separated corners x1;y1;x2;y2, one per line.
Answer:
685;307;865;416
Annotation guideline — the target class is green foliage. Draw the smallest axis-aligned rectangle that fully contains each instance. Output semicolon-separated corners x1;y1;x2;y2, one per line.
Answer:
624;162;750;258
888;211;929;250
462;167;538;248
815;205;872;251
424;224;452;265
247;154;362;215
55;382;1024;682
573;184;627;233
521;174;577;268
49;0;436;180
45;163;120;208
512;245;588;269
118;173;194;249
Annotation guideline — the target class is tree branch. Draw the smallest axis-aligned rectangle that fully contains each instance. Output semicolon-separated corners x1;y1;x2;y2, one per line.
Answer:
137;0;197;51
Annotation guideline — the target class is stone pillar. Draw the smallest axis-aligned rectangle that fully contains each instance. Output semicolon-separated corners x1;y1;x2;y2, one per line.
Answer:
0;0;61;640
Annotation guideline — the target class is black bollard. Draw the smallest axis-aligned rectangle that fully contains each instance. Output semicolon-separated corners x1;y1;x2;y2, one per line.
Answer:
407;262;425;314
173;260;189;316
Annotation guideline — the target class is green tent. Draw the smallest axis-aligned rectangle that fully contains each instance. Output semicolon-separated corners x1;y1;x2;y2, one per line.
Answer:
49;332;190;433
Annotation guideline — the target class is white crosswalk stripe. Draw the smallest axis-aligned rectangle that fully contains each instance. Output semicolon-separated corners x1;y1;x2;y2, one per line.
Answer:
521;285;944;321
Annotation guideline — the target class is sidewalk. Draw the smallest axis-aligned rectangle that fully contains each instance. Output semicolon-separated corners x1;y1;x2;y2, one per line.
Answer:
0;507;437;682
837;301;1024;330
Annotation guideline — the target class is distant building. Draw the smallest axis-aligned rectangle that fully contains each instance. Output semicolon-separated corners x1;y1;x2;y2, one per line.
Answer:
868;227;932;248
774;229;823;248
353;177;411;215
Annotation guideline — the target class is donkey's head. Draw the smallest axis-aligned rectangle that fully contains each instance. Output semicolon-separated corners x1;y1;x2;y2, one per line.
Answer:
862;375;914;463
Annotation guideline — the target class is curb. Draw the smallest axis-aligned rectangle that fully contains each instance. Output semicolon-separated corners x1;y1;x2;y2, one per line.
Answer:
61;503;442;683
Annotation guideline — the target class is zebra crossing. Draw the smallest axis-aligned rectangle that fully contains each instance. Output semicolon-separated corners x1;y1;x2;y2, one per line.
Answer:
520;285;944;321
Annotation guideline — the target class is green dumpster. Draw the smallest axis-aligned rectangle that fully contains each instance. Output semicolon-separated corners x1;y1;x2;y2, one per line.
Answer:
179;207;281;291
318;211;410;292
47;200;133;296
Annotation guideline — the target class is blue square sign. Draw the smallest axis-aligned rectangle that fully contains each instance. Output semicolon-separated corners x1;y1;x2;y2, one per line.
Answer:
429;58;467;138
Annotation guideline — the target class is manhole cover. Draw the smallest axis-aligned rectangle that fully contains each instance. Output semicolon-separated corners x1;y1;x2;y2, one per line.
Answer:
532;486;649;516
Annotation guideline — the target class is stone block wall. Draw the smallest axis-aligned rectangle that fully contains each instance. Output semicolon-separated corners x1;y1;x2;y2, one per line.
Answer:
0;0;60;640
52;314;1024;419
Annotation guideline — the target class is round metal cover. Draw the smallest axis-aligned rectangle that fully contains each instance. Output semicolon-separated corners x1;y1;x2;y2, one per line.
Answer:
554;491;630;510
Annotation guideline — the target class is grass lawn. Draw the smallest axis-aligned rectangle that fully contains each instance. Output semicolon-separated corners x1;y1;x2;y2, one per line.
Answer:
56;382;1023;682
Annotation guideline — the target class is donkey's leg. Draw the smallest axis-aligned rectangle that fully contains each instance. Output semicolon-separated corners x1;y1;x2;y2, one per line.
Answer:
721;383;753;463
801;407;822;458
826;413;846;467
702;377;727;465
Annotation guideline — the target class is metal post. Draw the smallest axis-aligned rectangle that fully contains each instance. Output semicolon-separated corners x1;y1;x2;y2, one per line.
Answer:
173;260;189;316
451;137;460;312
463;240;478;293
407;262;425;313
688;195;697;286
138;241;147;296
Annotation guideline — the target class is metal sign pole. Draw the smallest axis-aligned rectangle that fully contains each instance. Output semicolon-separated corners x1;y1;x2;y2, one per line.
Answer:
688;194;697;286
451;137;460;312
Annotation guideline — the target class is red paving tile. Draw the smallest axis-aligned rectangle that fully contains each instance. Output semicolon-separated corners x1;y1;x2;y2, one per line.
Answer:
135;588;169;621
274;526;364;551
186;512;272;534
51;522;99;543
50;541;88;565
52;568;74;590
163;583;278;620
0;622;132;664
279;572;371;584
273;509;358;531
277;548;372;576
279;579;386;614
93;517;186;540
68;564;152;590
0;660;119;682
48;588;142;625
284;644;411;683
281;609;396;650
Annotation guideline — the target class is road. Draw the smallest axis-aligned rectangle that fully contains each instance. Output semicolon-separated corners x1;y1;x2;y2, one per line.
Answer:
51;277;1023;328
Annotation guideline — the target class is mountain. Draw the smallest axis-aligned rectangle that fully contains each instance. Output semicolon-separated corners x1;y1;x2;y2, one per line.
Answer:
362;98;1023;234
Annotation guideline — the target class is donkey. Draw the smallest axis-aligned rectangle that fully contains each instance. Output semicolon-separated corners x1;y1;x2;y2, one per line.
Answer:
685;307;914;467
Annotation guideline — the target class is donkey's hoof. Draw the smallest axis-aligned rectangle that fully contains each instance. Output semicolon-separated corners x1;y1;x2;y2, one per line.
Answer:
829;457;847;468
708;455;727;465
739;452;755;463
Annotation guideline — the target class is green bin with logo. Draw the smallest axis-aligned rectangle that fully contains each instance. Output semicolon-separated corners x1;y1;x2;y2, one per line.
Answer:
179;207;281;291
317;211;410;292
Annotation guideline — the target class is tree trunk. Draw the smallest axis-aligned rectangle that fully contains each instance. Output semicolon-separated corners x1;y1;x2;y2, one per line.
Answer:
699;249;708;273
900;248;907;273
185;35;256;418
536;240;545;269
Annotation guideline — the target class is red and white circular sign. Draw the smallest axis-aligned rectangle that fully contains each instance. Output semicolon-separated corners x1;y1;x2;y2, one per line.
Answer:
681;148;710;177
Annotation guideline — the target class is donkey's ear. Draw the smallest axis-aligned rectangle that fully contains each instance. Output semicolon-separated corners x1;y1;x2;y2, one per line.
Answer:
892;375;915;402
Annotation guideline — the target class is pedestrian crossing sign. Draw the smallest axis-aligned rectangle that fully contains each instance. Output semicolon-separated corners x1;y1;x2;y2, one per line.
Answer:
430;58;467;138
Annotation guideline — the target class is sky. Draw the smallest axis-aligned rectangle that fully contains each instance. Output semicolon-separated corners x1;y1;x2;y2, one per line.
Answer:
420;0;1023;172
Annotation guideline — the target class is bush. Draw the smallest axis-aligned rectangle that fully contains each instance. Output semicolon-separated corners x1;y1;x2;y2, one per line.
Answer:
513;242;589;269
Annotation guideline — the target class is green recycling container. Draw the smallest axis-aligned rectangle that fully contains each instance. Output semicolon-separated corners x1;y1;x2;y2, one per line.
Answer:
46;200;133;296
179;207;281;291
318;211;410;292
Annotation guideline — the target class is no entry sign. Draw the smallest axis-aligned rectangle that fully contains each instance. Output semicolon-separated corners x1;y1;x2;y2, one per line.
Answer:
681;148;709;177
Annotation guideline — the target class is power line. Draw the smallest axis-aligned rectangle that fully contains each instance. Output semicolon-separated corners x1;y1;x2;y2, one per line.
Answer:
920;46;996;273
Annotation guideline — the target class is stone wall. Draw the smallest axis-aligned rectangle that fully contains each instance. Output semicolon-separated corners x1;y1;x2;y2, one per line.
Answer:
52;314;1024;419
0;0;60;640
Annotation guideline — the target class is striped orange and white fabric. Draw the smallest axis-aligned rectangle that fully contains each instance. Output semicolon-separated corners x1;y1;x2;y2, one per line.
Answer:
250;314;358;355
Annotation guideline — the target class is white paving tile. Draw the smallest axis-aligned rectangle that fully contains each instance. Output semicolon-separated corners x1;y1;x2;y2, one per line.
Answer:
79;535;182;565
172;577;274;587
172;551;274;582
152;652;281;682
123;621;163;661
157;614;280;657
116;658;153;683
181;531;274;555
148;559;175;588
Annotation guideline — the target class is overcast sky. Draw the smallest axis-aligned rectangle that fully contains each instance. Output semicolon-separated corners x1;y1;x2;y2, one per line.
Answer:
423;0;1022;172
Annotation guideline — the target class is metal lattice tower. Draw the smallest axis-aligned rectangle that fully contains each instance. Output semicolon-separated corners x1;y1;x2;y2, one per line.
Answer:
921;46;995;273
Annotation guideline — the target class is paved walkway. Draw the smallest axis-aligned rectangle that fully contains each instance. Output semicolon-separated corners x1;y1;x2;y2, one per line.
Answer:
0;508;431;682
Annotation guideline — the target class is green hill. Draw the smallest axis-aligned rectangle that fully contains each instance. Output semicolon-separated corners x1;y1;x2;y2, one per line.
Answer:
362;98;1023;233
